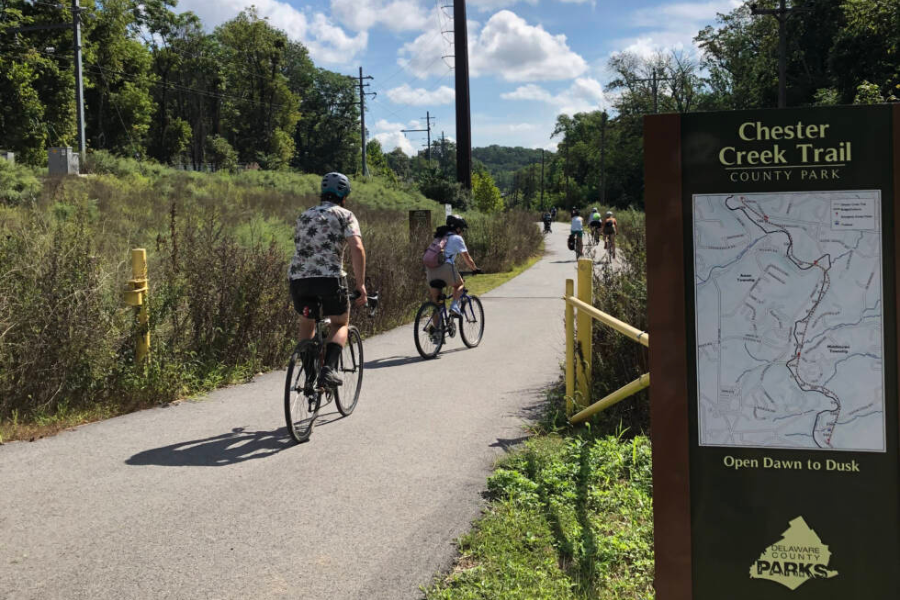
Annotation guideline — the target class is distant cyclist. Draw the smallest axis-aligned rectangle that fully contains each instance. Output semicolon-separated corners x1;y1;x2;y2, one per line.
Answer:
425;214;478;317
602;211;618;259
570;208;584;257
588;207;603;243
542;211;552;233
288;172;367;387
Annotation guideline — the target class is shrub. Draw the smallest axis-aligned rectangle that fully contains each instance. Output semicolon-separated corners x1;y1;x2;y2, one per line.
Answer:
0;169;543;428
585;209;649;436
0;159;42;206
206;135;239;173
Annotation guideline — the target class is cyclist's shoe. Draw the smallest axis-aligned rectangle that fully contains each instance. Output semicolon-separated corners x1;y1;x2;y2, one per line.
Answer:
449;302;462;317
318;366;343;388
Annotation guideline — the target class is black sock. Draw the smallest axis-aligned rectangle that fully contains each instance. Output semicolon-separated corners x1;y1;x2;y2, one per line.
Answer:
325;342;342;370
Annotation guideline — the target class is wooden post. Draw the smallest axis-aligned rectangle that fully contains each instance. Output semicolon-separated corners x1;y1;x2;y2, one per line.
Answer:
576;258;593;407
565;278;575;414
130;248;150;364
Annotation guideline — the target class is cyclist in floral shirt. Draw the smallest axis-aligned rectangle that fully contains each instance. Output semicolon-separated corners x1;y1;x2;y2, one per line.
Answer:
289;172;366;387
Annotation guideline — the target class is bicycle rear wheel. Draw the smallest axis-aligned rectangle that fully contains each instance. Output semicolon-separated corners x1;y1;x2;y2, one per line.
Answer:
459;295;485;348
284;341;320;443
414;302;444;359
335;326;363;416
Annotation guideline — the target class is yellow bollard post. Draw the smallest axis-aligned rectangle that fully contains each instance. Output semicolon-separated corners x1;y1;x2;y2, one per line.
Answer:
128;248;150;364
565;279;575;415
576;258;593;408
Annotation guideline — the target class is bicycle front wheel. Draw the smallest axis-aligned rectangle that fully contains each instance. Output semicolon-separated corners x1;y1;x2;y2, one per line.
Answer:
460;295;485;348
284;341;320;443
414;302;444;359
335;326;363;416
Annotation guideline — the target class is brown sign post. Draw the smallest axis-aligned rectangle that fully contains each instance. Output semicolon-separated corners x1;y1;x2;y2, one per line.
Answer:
645;105;900;600
409;210;432;242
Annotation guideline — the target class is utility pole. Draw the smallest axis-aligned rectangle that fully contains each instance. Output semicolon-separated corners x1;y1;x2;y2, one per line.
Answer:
72;0;85;156
599;111;607;205
356;67;375;176
750;1;806;108
540;149;545;211
422;111;435;160
8;0;87;155
634;67;673;114
452;0;473;189
401;116;432;161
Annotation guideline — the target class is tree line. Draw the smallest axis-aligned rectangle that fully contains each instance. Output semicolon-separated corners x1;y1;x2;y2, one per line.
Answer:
496;0;900;212
3;0;899;212
1;1;360;172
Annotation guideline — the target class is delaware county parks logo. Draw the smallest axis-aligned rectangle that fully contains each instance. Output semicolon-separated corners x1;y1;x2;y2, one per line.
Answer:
749;517;839;591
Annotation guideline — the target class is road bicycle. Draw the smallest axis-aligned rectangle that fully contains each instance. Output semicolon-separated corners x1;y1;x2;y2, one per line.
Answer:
413;271;485;359
284;289;379;444
604;232;617;261
571;233;584;259
589;223;602;246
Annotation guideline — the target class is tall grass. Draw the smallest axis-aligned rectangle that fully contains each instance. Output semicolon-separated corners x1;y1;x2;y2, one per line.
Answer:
583;208;650;435
0;166;541;430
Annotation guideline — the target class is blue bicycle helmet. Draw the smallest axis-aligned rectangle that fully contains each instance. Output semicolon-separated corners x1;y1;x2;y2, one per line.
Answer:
321;172;351;198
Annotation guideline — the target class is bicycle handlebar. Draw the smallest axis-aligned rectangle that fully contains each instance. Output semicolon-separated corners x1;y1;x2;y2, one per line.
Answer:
350;290;380;316
459;269;483;276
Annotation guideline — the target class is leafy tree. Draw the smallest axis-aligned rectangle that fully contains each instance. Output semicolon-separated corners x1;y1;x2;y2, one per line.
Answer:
215;8;300;167
206;134;237;172
472;171;504;213
291;67;360;174
385;147;411;180
82;0;157;156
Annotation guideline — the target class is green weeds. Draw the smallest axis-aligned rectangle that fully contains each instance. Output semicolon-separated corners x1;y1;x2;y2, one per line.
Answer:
0;165;542;439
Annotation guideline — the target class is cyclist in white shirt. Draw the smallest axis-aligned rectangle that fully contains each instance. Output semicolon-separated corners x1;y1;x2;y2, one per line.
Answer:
425;214;478;316
570;209;585;256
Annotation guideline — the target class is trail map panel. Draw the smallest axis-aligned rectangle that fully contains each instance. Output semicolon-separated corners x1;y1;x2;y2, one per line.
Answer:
693;190;885;452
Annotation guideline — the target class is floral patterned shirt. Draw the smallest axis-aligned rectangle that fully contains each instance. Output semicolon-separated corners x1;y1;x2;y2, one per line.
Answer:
289;202;361;280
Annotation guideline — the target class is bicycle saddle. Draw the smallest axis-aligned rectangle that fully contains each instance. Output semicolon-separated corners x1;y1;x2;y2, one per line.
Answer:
429;279;446;289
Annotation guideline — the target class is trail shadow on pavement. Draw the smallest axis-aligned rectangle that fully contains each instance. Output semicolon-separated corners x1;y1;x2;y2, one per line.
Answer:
126;425;306;467
366;348;469;369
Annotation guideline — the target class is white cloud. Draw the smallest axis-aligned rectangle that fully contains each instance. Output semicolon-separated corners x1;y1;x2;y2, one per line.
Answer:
613;0;741;56
397;28;456;79
386;84;455;106
399;10;586;82
373;131;417;155
371;119;421;156
176;0;367;65
372;119;407;132
502;77;606;114
330;0;430;32
470;11;587;81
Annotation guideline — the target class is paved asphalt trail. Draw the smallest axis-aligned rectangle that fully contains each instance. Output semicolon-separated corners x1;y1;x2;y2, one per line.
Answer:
1;227;604;600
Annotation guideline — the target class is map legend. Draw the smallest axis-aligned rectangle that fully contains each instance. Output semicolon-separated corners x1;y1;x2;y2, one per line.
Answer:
831;196;878;231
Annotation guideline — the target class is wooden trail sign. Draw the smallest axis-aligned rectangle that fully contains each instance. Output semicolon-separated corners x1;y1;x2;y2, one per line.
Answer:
645;105;900;600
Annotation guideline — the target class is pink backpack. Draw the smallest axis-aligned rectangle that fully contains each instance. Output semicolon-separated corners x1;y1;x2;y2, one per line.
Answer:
423;235;449;269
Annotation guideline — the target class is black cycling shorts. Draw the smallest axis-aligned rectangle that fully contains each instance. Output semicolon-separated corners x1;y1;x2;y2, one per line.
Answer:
290;277;349;319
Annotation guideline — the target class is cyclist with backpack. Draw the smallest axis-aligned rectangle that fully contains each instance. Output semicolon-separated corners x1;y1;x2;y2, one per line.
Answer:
588;207;603;244
424;214;478;316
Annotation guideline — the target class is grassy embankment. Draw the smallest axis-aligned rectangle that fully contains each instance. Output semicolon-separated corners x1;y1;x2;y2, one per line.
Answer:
0;154;543;442
425;209;653;600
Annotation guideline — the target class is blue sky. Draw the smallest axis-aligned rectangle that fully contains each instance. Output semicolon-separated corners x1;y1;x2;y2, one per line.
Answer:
176;0;741;154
